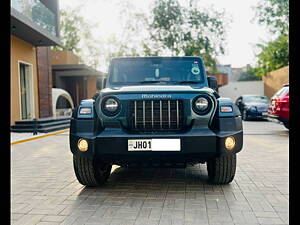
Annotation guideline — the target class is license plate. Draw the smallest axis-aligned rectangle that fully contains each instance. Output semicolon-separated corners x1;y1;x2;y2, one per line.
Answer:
262;112;268;116
128;139;180;151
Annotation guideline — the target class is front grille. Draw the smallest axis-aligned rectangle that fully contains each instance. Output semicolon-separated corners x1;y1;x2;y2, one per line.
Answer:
128;100;184;132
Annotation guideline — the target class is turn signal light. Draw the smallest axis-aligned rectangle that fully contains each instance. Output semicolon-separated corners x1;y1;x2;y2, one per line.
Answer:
220;106;233;113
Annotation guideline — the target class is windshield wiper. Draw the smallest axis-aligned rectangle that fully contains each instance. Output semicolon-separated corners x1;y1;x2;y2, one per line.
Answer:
175;81;201;84
139;80;162;83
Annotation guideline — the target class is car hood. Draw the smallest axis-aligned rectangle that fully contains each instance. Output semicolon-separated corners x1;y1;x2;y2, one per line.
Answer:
101;85;214;95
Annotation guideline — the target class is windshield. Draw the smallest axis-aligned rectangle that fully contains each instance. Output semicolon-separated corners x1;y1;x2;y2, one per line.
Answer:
243;96;269;103
109;58;205;85
273;86;289;98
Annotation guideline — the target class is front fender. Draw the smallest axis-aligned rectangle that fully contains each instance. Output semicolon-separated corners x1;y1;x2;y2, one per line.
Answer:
70;99;103;135
210;97;243;132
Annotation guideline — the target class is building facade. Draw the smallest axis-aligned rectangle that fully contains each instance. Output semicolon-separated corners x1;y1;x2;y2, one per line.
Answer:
11;0;60;125
219;81;264;102
216;64;233;81
51;50;105;107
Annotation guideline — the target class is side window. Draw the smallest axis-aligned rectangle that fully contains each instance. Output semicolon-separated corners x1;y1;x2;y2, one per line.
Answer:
274;87;288;98
279;87;289;97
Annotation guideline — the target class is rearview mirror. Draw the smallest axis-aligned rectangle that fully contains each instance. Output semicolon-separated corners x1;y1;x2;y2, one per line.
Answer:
207;76;217;89
96;77;106;90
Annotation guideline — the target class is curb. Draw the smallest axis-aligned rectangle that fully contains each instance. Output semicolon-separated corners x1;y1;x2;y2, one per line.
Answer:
11;129;69;145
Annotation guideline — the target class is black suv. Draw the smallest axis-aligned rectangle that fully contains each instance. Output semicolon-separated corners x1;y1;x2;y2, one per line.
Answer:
70;57;243;186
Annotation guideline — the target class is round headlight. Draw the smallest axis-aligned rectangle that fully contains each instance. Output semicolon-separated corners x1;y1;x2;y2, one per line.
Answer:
195;97;209;111
101;97;120;116
192;95;212;115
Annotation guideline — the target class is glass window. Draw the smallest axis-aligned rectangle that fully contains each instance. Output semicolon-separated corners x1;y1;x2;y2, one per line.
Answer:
109;58;204;85
273;86;289;97
243;95;269;103
19;63;33;119
11;0;57;36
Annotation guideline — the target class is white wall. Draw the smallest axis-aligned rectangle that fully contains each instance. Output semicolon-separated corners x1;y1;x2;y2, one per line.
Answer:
219;81;264;102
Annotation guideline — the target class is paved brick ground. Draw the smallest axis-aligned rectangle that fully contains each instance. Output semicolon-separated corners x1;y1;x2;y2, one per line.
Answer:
11;121;289;225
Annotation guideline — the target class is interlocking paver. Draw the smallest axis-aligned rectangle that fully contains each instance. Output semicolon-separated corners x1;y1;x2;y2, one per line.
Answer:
41;215;66;222
109;218;136;225
11;121;289;225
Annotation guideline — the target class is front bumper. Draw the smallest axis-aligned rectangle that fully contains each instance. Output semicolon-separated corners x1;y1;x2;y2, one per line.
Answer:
247;110;268;119
70;127;243;164
268;114;288;124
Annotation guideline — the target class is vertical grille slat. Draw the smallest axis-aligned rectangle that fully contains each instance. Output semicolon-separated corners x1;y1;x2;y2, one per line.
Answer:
151;101;154;128
134;101;137;128
143;100;145;128
160;100;162;129
130;100;184;132
176;100;179;128
168;100;171;128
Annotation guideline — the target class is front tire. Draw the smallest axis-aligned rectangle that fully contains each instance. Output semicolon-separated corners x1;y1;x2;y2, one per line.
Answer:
73;155;112;187
207;153;236;184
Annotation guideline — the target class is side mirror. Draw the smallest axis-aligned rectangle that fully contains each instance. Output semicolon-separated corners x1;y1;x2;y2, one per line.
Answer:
207;76;218;89
96;77;107;90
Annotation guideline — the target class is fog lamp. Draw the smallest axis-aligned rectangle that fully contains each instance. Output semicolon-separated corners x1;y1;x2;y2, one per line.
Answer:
225;136;236;150
78;138;88;152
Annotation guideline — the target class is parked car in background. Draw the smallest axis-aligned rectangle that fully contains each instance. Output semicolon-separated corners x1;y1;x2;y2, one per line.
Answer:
235;95;269;121
268;84;289;129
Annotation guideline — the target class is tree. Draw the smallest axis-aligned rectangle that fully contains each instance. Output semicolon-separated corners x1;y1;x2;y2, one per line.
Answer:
255;34;289;77
254;0;289;35
252;0;289;76
99;0;155;65
52;8;83;55
149;0;228;72
238;65;261;81
52;7;102;68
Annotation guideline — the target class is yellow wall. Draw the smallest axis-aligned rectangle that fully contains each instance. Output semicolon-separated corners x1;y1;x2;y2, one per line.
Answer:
262;66;289;99
11;35;39;125
51;50;80;65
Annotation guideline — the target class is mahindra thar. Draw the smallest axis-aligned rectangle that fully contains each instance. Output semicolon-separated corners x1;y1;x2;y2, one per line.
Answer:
69;57;243;186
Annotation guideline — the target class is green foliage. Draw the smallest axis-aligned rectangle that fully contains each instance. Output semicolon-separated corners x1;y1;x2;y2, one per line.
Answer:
255;34;289;77
238;66;261;81
254;0;289;35
101;1;154;64
149;0;228;71
55;1;229;72
52;8;83;54
252;0;289;76
52;7;102;69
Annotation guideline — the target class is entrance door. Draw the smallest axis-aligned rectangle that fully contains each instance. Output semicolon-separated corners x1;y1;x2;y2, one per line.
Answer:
63;77;86;107
19;62;34;120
